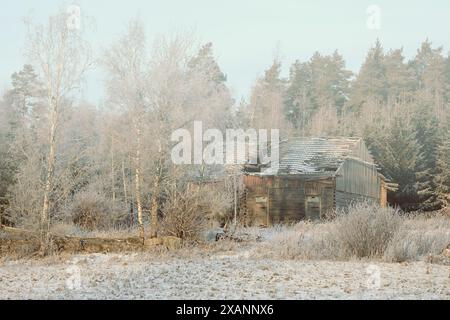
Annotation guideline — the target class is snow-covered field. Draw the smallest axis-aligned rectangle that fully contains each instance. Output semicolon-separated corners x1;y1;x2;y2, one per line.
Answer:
0;245;449;299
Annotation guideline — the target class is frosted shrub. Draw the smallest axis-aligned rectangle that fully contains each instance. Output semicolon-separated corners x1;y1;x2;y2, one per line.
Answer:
67;191;111;231
255;221;341;260
161;189;208;240
333;202;403;258
384;213;450;262
259;203;405;260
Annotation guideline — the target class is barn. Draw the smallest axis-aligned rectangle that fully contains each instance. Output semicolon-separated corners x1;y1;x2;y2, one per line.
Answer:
241;137;391;226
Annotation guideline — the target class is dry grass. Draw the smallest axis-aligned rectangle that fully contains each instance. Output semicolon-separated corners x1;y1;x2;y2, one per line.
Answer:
254;203;450;263
0;227;42;259
253;222;341;260
384;213;450;262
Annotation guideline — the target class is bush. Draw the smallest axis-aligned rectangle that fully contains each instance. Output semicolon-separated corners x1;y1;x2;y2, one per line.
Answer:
384;213;450;262
67;191;110;231
202;184;234;226
256;203;450;262
161;188;208;240
5;157;45;230
332;202;403;258
257;202;406;260
185;182;234;227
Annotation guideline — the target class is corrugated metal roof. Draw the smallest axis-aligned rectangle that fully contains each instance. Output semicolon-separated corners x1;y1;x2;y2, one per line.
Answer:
261;137;362;175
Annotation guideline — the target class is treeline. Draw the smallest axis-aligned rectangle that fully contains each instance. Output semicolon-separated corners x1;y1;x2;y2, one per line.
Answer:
243;39;450;211
0;10;449;241
0;14;236;240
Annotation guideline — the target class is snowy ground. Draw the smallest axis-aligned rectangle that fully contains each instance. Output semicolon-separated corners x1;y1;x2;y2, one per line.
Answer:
0;245;449;299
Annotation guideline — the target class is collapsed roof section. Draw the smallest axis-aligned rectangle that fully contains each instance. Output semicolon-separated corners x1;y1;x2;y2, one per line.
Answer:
259;137;368;176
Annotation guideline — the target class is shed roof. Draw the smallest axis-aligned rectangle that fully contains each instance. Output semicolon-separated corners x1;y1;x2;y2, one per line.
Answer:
261;137;363;175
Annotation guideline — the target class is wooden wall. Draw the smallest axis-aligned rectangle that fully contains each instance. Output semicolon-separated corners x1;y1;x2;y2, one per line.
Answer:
335;158;383;210
243;161;386;224
242;139;386;224
243;175;335;226
350;139;375;164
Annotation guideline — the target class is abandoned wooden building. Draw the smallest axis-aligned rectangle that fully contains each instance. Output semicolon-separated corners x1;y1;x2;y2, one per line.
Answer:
241;137;390;226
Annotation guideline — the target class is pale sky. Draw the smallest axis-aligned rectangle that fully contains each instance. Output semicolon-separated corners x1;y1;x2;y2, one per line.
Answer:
1;0;450;104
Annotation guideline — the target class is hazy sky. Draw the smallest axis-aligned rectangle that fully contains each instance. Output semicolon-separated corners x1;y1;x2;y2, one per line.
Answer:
1;0;450;104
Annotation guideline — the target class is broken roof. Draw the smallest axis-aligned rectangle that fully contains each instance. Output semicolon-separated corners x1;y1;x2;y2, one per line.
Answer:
260;137;364;175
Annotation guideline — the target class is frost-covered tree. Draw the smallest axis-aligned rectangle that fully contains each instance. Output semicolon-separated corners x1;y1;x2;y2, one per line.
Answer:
248;60;286;131
365;113;423;210
24;9;92;248
436;111;450;208
411;103;440;210
345;39;387;114
410;39;447;119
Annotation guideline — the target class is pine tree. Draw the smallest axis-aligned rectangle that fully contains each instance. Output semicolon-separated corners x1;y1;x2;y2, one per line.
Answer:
410;39;446;119
3;65;41;139
436;111;450;208
384;48;415;106
188;42;227;85
0;65;43;225
346;39;387;114
0;65;42;192
365;114;423;210
411;102;440;210
285;51;351;132
0;100;16;215
329;50;353;115
248;60;286;131
308;51;352;115
285;60;313;131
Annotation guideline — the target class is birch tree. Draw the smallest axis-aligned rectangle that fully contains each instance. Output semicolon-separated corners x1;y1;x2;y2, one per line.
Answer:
24;9;92;248
104;20;148;240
